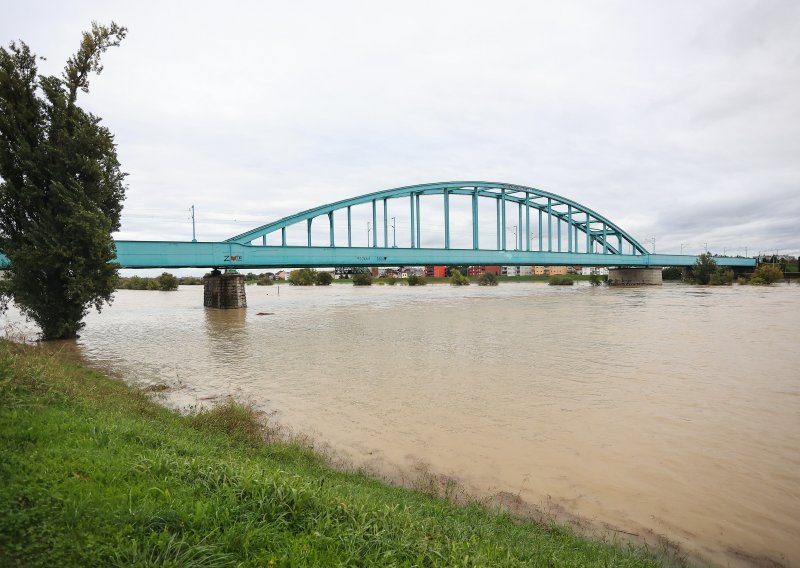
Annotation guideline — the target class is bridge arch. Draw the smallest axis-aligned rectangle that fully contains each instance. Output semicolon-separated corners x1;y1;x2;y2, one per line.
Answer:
226;181;648;256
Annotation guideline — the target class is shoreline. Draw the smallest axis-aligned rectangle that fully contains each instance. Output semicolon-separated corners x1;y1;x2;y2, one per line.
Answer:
1;339;674;567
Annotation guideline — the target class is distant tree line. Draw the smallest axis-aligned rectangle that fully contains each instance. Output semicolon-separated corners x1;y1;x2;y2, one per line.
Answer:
116;273;181;291
287;268;333;286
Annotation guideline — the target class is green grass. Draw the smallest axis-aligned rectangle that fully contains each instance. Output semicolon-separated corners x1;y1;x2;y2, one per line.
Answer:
0;340;664;567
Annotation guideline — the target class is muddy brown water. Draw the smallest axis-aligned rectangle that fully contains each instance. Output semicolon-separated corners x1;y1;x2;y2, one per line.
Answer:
5;282;799;566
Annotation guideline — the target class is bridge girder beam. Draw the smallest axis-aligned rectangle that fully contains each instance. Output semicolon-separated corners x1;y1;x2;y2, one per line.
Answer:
112;241;757;270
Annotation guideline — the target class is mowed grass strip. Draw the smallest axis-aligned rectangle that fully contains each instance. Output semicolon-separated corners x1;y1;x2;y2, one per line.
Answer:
0;340;661;567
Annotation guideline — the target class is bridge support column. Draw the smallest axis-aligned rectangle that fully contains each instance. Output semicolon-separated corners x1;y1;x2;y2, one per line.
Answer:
607;267;662;286
204;269;247;308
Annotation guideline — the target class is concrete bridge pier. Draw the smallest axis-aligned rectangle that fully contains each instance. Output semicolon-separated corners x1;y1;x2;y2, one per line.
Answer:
608;267;662;286
203;269;247;308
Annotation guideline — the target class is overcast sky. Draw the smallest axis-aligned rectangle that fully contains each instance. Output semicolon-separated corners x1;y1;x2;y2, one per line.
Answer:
4;0;799;260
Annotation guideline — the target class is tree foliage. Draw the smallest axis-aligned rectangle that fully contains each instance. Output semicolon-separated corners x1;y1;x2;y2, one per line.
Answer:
315;271;333;286
116;273;179;291
749;264;783;285
0;23;127;339
406;274;426;286
352;272;372;286
477;272;498;286
288;268;317;286
588;273;604;286
450;269;470;286
691;253;718;285
691;253;733;285
156;272;179;291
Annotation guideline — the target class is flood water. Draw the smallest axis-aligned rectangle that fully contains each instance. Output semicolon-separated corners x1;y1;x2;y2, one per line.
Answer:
5;282;799;566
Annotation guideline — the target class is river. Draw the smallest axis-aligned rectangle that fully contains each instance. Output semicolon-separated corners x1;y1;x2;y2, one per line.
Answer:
4;282;799;566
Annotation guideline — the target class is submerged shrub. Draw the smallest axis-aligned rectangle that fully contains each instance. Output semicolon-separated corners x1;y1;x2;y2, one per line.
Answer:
477;272;498;286
548;276;574;286
157;272;179;291
752;264;783;285
709;269;734;286
450;269;470;286
352;272;373;286
315;272;333;286
288;268;316;286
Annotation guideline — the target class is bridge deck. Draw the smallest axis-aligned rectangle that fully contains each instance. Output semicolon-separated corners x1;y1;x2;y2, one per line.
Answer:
111;241;756;269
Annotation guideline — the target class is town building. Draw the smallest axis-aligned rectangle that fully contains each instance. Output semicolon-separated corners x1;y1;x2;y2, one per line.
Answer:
467;266;500;276
580;266;609;276
425;266;447;278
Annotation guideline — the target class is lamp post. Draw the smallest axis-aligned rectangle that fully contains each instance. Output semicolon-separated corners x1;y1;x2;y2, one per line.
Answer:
511;225;518;250
367;222;371;247
680;243;687;255
391;216;397;248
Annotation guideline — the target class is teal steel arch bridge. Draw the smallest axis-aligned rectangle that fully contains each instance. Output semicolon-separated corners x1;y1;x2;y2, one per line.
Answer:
4;181;757;270
113;181;756;269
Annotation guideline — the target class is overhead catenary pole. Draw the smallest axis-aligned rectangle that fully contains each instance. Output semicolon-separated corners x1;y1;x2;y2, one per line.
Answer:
191;205;197;242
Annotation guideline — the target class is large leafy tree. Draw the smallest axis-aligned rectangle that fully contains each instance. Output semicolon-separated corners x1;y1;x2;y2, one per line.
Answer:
692;252;718;285
0;22;127;339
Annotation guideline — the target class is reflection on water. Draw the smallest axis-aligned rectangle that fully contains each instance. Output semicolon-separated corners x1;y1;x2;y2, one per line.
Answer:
3;282;799;567
205;305;248;361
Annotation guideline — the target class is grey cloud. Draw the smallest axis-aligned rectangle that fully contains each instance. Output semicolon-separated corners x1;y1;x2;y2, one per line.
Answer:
2;0;798;260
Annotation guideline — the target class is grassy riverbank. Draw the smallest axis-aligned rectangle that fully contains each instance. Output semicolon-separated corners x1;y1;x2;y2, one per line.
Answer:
0;340;662;567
